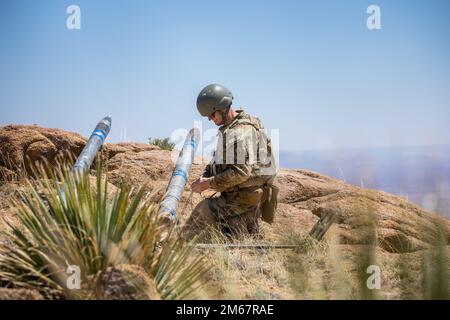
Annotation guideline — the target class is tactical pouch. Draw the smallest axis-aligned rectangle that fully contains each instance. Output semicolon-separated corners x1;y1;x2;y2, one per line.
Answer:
261;184;279;224
236;187;263;206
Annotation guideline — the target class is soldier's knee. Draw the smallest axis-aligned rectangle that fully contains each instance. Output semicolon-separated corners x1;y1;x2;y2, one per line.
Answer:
186;200;216;228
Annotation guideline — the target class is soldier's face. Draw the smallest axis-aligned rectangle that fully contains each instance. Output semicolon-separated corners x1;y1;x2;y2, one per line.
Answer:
208;111;222;126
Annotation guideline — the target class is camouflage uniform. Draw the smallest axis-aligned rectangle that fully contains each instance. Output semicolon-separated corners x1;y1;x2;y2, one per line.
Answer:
184;110;277;239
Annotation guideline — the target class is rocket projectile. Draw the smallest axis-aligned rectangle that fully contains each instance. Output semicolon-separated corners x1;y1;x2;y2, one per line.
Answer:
159;128;200;220
74;116;112;173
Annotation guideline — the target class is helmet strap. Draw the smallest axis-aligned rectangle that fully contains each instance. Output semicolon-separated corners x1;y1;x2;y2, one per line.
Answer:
220;106;231;126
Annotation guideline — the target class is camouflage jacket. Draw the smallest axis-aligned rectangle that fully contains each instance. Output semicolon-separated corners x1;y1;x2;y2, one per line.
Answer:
202;110;277;193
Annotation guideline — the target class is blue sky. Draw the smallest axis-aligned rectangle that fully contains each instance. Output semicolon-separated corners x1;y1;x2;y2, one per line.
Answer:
1;0;449;151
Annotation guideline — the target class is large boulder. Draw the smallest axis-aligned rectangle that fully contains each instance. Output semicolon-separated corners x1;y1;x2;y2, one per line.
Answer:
274;170;450;253
0;125;87;178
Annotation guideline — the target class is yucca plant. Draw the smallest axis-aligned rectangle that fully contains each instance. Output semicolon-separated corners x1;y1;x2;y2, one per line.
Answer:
0;159;208;299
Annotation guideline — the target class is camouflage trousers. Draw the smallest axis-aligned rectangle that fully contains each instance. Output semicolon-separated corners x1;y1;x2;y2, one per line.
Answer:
183;190;263;240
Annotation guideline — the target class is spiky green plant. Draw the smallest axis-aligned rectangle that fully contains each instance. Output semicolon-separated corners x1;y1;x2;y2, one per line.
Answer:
0;160;208;299
148;137;175;151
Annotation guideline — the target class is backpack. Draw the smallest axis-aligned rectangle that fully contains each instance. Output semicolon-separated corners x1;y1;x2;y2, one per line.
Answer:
234;115;279;224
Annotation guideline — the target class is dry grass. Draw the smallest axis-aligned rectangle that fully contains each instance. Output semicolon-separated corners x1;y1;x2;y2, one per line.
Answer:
194;210;449;300
199;228;294;299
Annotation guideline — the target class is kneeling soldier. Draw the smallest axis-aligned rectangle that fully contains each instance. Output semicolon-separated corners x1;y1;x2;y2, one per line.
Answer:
185;84;278;239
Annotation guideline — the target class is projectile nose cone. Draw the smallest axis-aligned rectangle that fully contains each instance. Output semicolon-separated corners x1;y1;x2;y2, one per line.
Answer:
95;115;112;136
101;115;112;128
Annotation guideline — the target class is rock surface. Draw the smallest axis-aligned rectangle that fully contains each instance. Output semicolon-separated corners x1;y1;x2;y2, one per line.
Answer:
89;264;160;300
0;288;43;300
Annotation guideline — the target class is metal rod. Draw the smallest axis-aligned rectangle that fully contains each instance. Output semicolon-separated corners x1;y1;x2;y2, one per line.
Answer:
159;128;200;220
73;116;112;173
192;243;300;250
309;211;337;241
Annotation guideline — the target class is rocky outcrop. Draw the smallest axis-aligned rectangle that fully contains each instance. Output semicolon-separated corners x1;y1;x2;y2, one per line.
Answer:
275;169;450;253
89;264;160;300
1;125;449;256
0;125;87;179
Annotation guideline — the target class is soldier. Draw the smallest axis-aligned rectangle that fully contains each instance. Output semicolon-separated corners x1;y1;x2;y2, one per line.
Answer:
184;84;278;239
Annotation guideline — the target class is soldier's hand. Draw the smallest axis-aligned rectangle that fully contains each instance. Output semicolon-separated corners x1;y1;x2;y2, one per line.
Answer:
191;177;212;193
